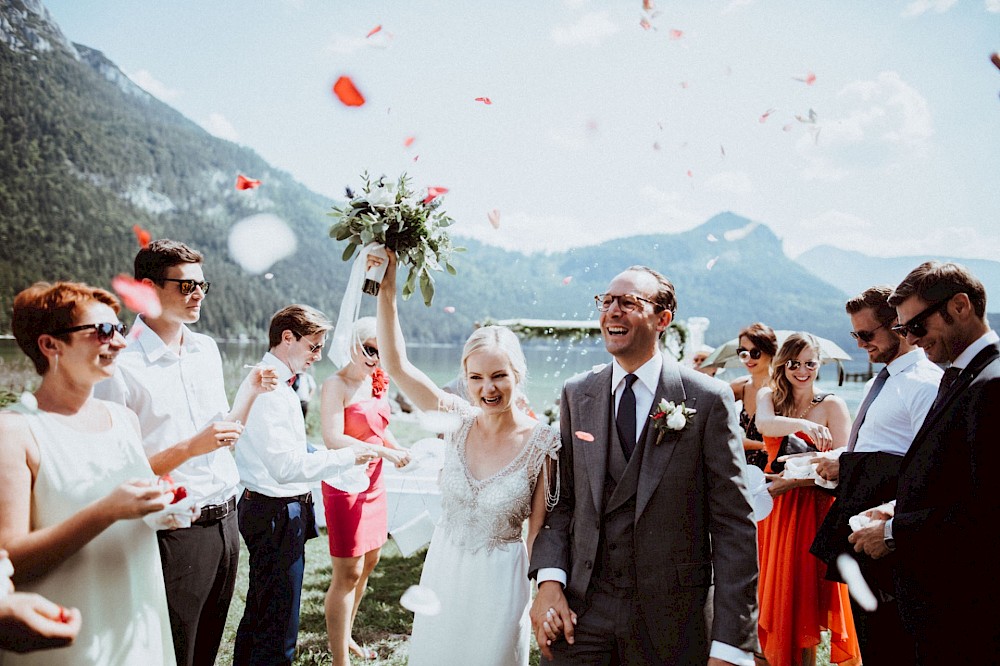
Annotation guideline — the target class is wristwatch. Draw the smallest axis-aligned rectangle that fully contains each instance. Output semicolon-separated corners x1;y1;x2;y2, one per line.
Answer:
883;518;896;552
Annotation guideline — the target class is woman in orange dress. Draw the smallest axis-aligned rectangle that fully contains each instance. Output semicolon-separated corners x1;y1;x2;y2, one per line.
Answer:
755;332;860;666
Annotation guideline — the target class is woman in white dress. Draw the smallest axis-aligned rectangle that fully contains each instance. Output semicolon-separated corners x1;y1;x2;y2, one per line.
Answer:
373;252;560;666
0;282;176;666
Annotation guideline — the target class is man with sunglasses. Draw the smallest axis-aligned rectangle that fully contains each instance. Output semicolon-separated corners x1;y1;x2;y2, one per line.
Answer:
95;239;277;666
530;266;758;665
849;262;1000;665
810;285;941;666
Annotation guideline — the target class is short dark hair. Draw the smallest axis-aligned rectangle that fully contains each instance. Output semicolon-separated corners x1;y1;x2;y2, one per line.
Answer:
846;285;898;326
12;281;121;374
888;261;987;320
738;322;778;357
134;239;204;283
268;305;332;349
626;265;677;314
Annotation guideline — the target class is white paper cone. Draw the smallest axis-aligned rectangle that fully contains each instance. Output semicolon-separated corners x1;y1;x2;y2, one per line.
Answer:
323;465;371;493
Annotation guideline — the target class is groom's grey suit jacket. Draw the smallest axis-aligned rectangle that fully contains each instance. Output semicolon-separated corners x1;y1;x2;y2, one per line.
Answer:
530;355;759;659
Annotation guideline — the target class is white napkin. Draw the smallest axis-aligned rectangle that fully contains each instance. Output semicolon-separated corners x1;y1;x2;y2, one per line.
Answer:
779;448;843;489
143;496;200;531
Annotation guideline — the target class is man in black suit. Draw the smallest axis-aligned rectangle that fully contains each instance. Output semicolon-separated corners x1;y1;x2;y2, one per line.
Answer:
849;261;1000;665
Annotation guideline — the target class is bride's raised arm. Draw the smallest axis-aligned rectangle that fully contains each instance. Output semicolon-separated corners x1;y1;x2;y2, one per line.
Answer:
375;249;456;413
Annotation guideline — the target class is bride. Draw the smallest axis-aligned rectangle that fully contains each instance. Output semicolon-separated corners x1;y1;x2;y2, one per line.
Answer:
373;251;559;665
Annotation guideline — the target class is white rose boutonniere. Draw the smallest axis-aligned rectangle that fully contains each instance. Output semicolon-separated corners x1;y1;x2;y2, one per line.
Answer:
651;399;696;445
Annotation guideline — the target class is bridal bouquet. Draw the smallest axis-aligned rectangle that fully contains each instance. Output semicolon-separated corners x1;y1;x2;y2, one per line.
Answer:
328;173;462;306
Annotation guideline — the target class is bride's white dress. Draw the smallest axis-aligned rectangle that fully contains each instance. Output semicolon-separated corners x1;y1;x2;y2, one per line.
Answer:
407;406;560;666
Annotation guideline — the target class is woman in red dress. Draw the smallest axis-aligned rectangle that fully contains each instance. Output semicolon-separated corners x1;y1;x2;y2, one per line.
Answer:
755;332;860;666
319;317;410;664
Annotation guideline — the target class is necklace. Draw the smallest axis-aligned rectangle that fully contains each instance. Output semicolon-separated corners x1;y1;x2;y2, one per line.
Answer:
794;394;821;419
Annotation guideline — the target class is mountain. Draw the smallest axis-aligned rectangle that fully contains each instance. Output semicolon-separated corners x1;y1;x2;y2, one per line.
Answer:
796;246;1000;311
0;1;858;356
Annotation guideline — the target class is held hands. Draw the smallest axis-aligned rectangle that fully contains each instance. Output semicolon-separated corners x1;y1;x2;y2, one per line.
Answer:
380;446;412;468
351;444;379;466
101;478;172;521
0;592;81;653
530;581;577;662
189;420;245;456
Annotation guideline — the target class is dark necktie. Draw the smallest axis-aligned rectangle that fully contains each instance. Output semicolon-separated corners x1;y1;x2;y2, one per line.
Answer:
931;366;962;411
846;367;890;452
617;374;638;461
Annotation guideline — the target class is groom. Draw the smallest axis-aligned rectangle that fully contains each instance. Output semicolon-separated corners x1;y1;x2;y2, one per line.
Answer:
529;266;759;665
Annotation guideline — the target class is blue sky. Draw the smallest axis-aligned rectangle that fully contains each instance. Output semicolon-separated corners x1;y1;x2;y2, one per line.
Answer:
45;0;1000;259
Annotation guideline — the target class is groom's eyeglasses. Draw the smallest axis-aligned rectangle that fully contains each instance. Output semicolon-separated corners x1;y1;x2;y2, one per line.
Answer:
49;321;127;343
159;278;211;295
594;293;661;313
891;298;952;339
292;332;324;354
737;347;763;362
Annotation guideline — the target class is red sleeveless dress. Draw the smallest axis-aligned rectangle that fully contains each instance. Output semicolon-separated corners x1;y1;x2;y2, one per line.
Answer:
757;433;861;666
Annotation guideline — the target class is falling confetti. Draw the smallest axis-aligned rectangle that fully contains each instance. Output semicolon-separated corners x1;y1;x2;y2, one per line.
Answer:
759;108;776;123
652;142;661;151
264;273;274;280
228;214;298;274
706;256;719;270
724;220;759;241
686;169;693;178
487;209;501;229
720;145;726;157
992;52;1000;71
837;554;878;612
793;71;817;85
575;431;595;442
400;585;442;616
668;29;684;40
679;81;690;89
111;274;162;318
443;306;456;314
132;224;151;249
333;76;365;107
412;155;419;162
474;97;492;105
782;124;794;132
366;25;382;38
236;174;262;190
796;109;818;124
639;17;652;30
706;233;718;242
562;276;573;285
423;187;449;204
404;136;416;148
643;0;655;10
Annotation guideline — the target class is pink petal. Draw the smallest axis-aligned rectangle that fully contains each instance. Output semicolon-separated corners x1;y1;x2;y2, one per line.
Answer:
413;155;420;162
643;0;655;10
669;29;684;40
366;25;382;38
575;431;595;442
404;136;415;147
487;209;500;229
686;169;693;178
759;107;776;123
474;97;492;105
443;306;456;314
562;276;573;285
111;275;162;318
423;187;449;204
706;256;719;270
640;18;652;30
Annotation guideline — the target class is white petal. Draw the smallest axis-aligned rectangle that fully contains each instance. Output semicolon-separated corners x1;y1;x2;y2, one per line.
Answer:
836;554;878;612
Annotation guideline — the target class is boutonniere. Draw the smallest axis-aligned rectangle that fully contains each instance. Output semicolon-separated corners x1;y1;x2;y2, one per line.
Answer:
371;367;389;398
651;399;696;444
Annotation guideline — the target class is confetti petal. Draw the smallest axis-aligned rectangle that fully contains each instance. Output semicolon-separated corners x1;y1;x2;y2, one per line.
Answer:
992;52;1000;71
443;306;456;314
366;24;382;38
132;224;151;249
264;272;274;280
404;136;415;148
413;155;420;162
720;144;726;157
724;221;759;241
759;108;776;123
575;430;595;442
474;97;492;105
228;213;298;274
706;233;718;242
793;71;817;85
836;554;878;612
782;124;794;132
236;174;262;190
706;256;719;270
18;392;37;412
643;0;655;10
333;76;366;107
652;142;661;151
423;187;449;204
400;585;441;616
487;209;501;229
640;18;652;30
686;169;693;178
669;29;684;40
562;276;573;285
112;274;163;317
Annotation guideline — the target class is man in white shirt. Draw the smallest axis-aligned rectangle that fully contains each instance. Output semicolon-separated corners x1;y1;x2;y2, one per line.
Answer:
233;304;376;666
96;239;276;666
850;261;1000;665
810;285;941;665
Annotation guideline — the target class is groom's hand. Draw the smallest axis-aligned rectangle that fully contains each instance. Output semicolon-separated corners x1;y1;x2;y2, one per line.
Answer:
530;581;576;661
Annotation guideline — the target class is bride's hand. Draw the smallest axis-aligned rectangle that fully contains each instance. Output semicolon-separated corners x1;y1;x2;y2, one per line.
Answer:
379;248;398;292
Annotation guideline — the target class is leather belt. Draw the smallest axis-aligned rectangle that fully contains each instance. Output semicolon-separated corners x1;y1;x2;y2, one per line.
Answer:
242;489;313;504
192;495;237;525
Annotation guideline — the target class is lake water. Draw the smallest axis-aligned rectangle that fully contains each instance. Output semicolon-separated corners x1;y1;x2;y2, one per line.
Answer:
0;338;867;415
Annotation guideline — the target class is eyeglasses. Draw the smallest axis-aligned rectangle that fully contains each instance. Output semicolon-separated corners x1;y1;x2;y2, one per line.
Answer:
850;322;888;343
362;345;379;358
891;298;951;338
293;332;324;354
785;359;820;371
49;322;127;343
594;293;661;313
737;347;763;362
160;278;211;295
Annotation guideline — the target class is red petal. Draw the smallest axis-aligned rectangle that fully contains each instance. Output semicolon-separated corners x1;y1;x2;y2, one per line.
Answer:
171;486;188;504
669;29;683;40
643;0;655;10
474;97;492;105
423;187;449;204
575;431;595;442
366;25;382;38
236;174;262;190
805;71;816;85
640;18;652;30
132;224;151;248
404;136;415;147
333;76;366;107
487;209;500;229
111;274;162;318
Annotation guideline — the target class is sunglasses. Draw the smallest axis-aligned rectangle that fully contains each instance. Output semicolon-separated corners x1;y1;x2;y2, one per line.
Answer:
891;298;951;338
594;293;661;313
737;347;763;361
362;345;379;358
292;332;324;354
160;278;211;295
850;322;888;343
50;322;127;343
785;359;820;371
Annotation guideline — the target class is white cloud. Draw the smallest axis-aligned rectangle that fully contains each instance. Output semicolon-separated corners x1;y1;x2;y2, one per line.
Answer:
782;210;873;257
128;69;181;102
202;113;240;142
721;0;755;15
838;71;932;149
704;171;753;194
901;0;958;16
988;0;1000;12
551;12;620;47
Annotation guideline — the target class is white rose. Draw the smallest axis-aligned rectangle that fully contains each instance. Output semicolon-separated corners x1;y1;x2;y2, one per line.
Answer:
367;183;397;208
666;410;687;430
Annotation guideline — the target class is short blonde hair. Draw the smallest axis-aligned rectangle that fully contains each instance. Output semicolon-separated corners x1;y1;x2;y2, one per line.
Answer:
353;316;377;347
461;326;527;388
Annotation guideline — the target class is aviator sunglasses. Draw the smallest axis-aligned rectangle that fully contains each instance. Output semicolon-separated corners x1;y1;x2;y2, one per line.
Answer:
50;321;127;343
160;278;211;295
737;347;763;362
785;359;820;371
891;298;951;339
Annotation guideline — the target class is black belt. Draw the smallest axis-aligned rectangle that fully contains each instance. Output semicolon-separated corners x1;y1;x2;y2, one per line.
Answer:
242;489;313;504
192;495;237;525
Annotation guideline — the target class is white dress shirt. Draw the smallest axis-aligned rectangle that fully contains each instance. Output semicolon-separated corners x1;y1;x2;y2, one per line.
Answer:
95;317;238;506
951;330;1000;370
853;349;943;455
235;351;355;497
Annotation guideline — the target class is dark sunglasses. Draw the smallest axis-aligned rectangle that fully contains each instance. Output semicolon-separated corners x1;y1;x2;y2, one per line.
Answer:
737;347;763;361
891;298;950;338
362;345;379;358
292;332;324;353
160;278;211;295
50;322;127;343
850;321;888;343
785;359;820;371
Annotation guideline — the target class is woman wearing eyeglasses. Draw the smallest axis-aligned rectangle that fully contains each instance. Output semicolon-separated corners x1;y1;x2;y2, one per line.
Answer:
754;332;859;666
319;316;411;664
729;323;778;470
0;282;175;666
